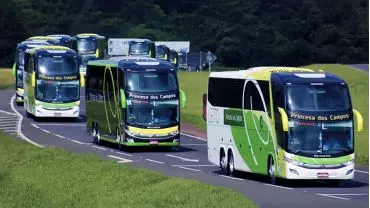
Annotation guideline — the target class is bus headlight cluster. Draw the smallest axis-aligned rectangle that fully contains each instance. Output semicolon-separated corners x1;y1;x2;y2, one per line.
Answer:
341;159;354;166
169;130;179;136
284;156;304;166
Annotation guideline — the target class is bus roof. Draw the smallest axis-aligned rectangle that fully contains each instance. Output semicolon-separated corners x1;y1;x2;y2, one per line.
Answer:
209;66;315;81
75;33;105;39
26;45;76;56
48;34;76;40
273;72;346;85
26;36;54;41
88;58;175;71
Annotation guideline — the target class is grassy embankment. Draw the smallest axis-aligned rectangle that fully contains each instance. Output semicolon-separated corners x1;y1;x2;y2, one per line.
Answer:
178;64;369;164
0;68;256;207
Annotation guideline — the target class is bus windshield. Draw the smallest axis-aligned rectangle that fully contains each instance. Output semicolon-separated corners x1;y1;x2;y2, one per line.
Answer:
36;80;79;103
37;55;78;75
288;120;353;155
129;43;150;55
16;51;25;87
156;47;165;58
126;71;178;93
127;99;179;126
287;84;351;111
77;39;96;53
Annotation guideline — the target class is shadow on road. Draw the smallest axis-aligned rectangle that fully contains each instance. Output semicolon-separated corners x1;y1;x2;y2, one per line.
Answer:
212;170;368;188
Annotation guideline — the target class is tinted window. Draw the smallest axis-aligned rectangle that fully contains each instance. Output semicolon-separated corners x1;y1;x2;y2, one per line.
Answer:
126;71;178;93
208;77;244;108
37;55;78;75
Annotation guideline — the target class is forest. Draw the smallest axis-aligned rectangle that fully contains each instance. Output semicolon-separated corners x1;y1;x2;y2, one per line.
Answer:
0;0;368;67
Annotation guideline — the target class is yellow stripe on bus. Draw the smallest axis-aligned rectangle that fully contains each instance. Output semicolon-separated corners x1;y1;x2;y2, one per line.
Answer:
128;126;178;135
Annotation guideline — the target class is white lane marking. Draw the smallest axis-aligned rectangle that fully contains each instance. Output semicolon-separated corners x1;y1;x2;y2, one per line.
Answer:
146;159;165;164
316;194;350;201
219;175;245;181
92;145;107;151
181;143;206;146
41;129;51;134
355;169;369;174
0;120;17;124
180;132;206;141
3;129;17;132
107;155;132;163
321;193;369;196
54;134;66;139
166;154;199;162
0;110;17;116
71;140;86;145
31;123;40;129
10;95;43;147
264;183;294;190
32;123;86;127
0;118;18;122
176;166;201;172
172;164;216;167
0;123;16;127
0;126;17;130
116;152;133;157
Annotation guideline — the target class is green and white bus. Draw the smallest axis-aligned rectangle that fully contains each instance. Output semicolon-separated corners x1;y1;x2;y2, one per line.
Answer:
23;46;81;118
129;39;156;58
85;57;186;149
205;67;363;184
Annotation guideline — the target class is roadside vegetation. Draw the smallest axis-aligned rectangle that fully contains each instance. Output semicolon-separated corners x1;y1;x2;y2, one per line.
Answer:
0;132;256;208
178;64;369;164
0;68;14;89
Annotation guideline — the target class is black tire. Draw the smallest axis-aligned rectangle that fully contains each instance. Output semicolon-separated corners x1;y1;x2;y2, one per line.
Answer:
220;150;227;175
227;152;235;177
93;124;101;145
268;157;277;185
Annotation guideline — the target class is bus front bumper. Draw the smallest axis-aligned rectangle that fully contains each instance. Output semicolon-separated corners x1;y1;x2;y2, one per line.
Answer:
35;106;79;118
122;132;180;147
284;162;354;180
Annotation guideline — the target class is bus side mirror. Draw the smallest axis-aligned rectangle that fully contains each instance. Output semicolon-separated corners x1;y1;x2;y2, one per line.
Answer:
80;74;85;88
120;89;126;108
31;73;36;87
12;63;16;76
96;49;100;58
353;109;363;132
278;107;288;132
180;90;187;109
202;93;207;121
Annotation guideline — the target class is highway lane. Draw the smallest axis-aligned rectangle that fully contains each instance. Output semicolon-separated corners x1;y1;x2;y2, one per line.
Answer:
0;88;368;208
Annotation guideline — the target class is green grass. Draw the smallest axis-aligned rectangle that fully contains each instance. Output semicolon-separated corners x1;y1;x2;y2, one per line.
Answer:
178;64;369;164
0;132;256;208
0;68;14;89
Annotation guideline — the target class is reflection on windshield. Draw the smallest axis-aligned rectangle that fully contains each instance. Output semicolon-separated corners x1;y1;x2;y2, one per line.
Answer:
288;121;353;155
156;47;165;58
36;80;79;103
126;71;178;93
77;39;96;53
38;56;78;75
287;85;350;111
127;99;179;126
129;43;149;55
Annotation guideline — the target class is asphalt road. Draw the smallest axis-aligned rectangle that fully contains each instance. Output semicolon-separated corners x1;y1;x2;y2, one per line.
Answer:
348;64;369;72
0;88;368;208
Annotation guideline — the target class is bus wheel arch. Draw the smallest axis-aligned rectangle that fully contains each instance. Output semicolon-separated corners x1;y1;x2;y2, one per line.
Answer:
219;148;227;174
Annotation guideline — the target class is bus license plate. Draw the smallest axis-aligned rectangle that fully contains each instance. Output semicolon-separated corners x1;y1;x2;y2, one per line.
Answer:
317;172;329;178
150;140;159;145
54;112;61;117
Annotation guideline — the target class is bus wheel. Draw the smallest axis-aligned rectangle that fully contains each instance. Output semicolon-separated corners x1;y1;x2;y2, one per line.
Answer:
268;157;276;185
220;150;227;175
227;152;235;177
116;128;123;151
94;125;101;145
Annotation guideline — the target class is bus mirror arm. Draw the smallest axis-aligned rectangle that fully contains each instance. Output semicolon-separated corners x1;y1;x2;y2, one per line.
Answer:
353;109;363;132
180;90;187;109
120;89;126;108
278;107;289;132
31;73;36;87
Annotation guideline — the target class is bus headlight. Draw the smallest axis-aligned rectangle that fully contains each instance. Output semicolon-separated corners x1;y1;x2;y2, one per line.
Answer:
169;130;179;136
341;159;354;166
284;156;304;166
